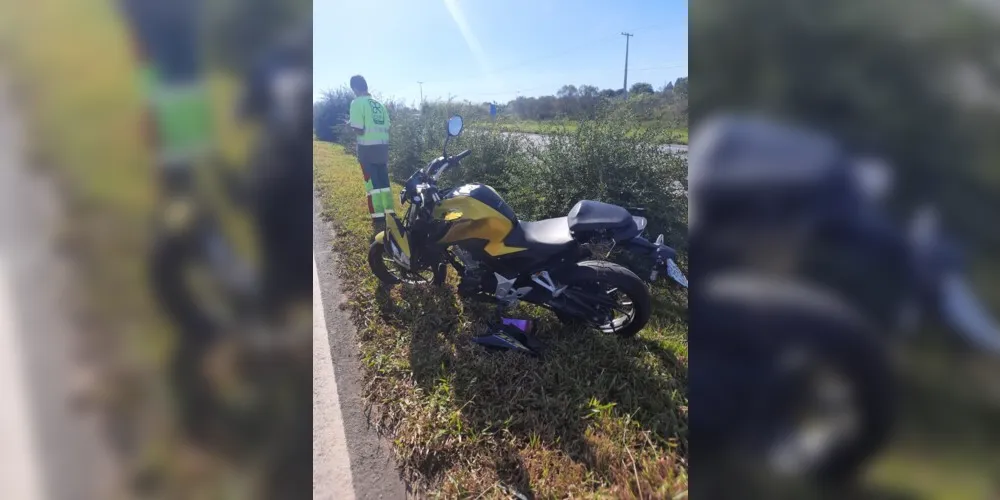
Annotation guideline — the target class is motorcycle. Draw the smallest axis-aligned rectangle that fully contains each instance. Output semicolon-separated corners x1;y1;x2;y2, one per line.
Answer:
369;115;688;343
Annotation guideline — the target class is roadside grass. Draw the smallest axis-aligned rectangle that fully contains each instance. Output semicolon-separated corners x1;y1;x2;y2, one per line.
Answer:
3;1;259;497
859;341;1000;499
315;141;689;498
478;120;689;145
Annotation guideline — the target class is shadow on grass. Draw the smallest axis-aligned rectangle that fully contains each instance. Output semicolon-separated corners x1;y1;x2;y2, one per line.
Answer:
846;486;923;500
854;343;1000;498
377;281;687;496
651;285;688;324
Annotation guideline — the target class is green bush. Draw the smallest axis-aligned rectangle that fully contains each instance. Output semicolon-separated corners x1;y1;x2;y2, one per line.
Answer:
384;105;449;180
313;87;354;143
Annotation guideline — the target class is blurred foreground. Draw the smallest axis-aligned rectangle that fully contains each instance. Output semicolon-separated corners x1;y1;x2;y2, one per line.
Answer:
690;0;1000;498
0;1;311;498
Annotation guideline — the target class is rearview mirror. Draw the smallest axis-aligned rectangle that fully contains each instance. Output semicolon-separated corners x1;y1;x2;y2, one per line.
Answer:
447;115;464;137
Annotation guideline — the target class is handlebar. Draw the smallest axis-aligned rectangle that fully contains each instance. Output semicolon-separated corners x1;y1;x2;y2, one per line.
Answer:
427;149;473;181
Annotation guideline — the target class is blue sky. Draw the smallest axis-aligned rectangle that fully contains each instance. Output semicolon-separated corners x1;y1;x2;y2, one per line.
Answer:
313;0;687;105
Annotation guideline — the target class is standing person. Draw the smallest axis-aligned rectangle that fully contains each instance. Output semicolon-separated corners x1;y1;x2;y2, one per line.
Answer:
118;0;212;194
348;75;393;232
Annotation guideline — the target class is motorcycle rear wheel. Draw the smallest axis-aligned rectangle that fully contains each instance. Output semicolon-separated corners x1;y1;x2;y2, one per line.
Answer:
555;260;652;337
693;273;895;490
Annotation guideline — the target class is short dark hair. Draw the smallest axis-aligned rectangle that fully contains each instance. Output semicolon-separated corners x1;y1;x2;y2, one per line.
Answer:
350;75;368;92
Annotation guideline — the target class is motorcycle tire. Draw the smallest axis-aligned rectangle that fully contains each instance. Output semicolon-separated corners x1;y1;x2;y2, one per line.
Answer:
149;227;217;338
368;239;444;287
693;272;895;489
150;227;239;452
555;260;652;337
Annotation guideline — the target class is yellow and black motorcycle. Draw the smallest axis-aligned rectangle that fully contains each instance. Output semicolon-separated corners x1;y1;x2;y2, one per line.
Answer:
369;115;687;337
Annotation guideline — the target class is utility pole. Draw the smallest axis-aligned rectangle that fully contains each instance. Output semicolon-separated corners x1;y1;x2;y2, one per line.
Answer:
621;32;633;98
417;81;424;105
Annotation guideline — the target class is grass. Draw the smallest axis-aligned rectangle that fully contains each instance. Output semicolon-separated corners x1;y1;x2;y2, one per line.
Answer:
857;342;1000;499
478;120;689;145
314;141;689;498
2;1;261;497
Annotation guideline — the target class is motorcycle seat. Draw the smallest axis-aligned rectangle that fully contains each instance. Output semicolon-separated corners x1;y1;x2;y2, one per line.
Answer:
568;200;644;240
506;217;576;254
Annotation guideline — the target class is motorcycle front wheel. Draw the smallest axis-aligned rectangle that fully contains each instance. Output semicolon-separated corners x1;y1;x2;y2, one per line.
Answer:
368;240;444;286
554;260;652;337
150;228;218;336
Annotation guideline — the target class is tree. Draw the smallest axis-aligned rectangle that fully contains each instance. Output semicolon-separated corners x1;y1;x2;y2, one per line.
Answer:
577;85;602;118
599;88;622;99
536;95;559;120
313;87;354;142
630;82;655;95
556;85;579;99
499;80;686;123
579;85;600;99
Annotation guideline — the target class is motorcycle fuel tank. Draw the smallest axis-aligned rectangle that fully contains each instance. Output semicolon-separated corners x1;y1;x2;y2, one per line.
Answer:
432;183;527;257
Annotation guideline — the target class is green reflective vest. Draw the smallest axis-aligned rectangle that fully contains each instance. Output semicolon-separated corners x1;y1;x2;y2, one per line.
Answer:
349;95;391;164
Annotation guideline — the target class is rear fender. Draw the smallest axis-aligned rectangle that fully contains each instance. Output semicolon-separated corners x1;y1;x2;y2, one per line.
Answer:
621;235;685;286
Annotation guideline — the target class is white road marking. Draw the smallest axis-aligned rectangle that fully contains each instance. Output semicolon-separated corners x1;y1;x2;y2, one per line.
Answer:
0;259;46;500
312;255;356;500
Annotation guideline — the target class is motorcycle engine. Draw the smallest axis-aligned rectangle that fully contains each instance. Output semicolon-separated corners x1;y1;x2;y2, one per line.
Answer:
452;247;489;296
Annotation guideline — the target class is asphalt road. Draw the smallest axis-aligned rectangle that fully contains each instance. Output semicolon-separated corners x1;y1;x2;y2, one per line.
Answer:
509;131;689;155
0;75;114;499
312;195;409;500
